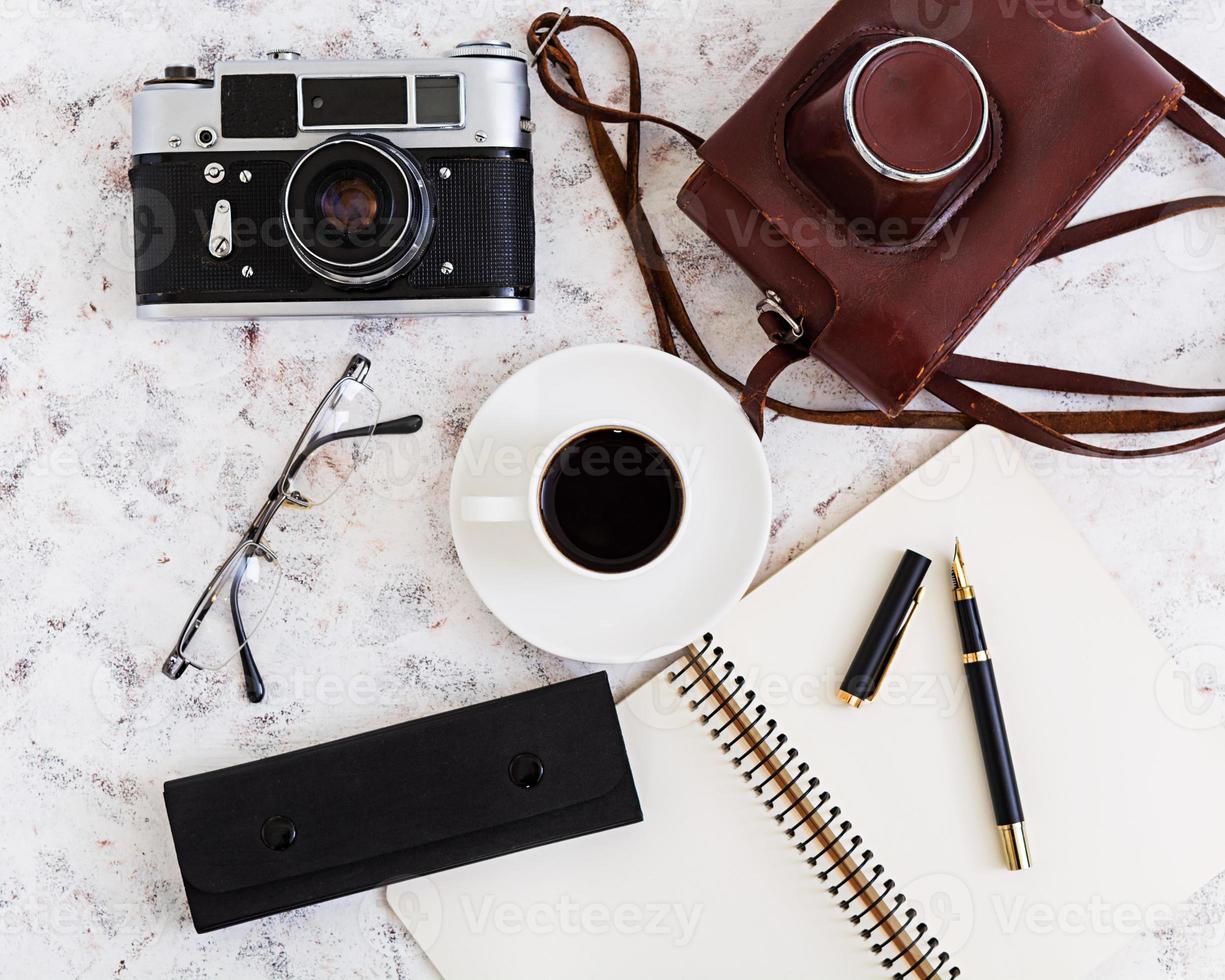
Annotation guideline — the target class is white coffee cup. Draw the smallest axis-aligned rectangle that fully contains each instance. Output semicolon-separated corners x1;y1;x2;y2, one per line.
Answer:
460;419;689;579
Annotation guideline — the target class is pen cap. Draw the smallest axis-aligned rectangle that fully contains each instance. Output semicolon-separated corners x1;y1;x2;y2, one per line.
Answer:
837;549;932;706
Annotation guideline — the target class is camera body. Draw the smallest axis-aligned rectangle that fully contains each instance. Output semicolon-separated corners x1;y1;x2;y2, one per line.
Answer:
129;44;534;318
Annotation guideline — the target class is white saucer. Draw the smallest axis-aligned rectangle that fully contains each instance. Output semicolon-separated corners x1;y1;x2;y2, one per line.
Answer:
450;344;771;663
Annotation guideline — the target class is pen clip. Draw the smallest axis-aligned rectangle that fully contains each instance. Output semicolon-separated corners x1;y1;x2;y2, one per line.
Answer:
866;585;924;702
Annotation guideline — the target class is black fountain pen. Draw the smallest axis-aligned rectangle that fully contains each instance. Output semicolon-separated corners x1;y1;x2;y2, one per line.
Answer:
952;540;1033;871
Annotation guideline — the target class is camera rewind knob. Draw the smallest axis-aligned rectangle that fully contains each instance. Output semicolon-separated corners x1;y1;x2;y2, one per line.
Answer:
143;64;211;88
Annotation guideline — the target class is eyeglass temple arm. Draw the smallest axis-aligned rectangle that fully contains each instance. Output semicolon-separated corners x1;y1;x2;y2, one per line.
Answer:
373;414;426;436
230;562;266;703
229;493;285;701
223;404;422;701
229;411;421;697
284;413;424;483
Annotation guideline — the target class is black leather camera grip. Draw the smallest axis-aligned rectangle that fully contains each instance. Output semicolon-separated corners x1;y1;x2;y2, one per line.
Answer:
163;672;642;932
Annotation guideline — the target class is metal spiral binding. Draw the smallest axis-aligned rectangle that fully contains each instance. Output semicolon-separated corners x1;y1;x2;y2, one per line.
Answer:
669;636;961;980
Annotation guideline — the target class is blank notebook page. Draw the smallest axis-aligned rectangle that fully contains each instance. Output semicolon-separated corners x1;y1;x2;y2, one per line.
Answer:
390;426;1225;979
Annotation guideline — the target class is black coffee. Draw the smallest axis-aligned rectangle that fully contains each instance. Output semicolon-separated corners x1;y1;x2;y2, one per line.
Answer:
539;427;684;574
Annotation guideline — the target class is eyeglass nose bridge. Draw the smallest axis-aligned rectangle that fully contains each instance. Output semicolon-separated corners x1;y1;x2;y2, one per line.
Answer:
280;487;312;509
248;541;280;564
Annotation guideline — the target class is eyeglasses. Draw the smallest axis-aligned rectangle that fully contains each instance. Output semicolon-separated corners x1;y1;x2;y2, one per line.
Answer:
162;353;422;702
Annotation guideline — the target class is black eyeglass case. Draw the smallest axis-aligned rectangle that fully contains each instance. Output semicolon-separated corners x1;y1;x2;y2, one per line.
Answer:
163;671;642;933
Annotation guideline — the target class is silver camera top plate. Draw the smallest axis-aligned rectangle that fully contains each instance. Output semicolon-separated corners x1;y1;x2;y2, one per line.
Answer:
132;50;531;157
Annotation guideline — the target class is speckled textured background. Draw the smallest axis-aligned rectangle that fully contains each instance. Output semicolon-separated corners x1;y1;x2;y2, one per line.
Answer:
2;0;1224;976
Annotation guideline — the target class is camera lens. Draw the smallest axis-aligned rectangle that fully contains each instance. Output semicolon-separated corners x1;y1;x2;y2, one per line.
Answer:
319;175;380;236
283;135;433;286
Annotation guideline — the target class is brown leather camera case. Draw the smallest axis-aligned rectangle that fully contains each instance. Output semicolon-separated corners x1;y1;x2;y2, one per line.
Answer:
682;3;1172;411
529;3;1225;457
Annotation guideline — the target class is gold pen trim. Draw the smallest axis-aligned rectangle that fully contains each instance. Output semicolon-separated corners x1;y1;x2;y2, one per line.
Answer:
837;690;864;708
865;585;925;703
838;584;925;707
998;821;1033;871
962;650;991;664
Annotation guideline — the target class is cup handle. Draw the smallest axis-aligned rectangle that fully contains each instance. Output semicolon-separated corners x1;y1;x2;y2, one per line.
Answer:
460;496;531;523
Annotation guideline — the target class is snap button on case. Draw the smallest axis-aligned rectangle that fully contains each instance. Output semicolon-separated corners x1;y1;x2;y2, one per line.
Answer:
260;815;297;851
508;752;545;788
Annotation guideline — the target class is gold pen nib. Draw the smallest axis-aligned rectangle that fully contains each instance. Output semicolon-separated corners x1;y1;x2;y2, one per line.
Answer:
951;538;970;591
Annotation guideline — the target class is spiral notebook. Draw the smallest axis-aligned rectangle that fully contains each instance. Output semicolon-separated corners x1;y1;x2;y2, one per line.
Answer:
390;426;1225;978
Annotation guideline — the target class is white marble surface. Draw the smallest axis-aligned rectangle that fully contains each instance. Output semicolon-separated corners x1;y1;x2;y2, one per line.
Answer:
2;0;1225;977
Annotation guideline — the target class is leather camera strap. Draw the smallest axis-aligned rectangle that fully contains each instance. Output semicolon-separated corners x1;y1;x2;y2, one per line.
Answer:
927;6;1225;458
527;10;1225;456
526;11;976;432
1037;7;1225;261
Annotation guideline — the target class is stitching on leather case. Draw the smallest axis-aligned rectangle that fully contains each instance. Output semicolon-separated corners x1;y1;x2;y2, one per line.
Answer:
1026;0;1111;36
903;80;1185;405
770;25;1001;256
767;25;907;253
1034;17;1109;36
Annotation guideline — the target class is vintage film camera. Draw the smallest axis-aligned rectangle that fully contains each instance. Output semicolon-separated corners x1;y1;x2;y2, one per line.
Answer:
129;43;534;318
